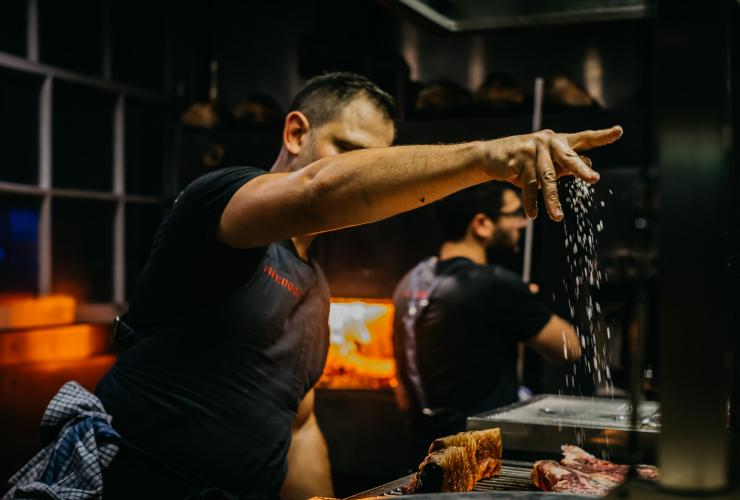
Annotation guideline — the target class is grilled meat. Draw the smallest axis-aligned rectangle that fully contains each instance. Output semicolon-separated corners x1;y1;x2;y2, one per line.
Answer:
414;446;477;493
402;428;503;493
428;428;502;480
532;445;660;496
531;460;607;496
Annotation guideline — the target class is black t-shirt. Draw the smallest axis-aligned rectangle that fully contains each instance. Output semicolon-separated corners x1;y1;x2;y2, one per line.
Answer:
96;167;331;498
393;256;552;418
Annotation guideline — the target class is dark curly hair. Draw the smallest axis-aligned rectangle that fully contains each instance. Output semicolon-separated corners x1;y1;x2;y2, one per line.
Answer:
435;182;509;242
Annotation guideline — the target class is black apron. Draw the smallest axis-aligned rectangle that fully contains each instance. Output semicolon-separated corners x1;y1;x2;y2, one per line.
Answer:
99;241;330;499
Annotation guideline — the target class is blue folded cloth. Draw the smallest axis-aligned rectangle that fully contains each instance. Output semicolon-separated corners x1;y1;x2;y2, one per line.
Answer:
4;381;120;500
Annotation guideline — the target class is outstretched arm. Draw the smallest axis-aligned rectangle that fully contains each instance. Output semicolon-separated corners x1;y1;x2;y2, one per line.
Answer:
219;127;623;248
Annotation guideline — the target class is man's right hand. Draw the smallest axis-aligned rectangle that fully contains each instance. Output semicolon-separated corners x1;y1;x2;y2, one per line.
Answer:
219;126;622;249
483;126;623;221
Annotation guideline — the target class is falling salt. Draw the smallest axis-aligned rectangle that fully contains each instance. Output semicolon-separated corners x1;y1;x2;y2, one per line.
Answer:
559;178;616;411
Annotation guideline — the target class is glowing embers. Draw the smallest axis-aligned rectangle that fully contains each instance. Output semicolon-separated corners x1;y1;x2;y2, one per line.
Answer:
0;295;76;330
0;295;110;366
0;324;110;366
318;298;396;389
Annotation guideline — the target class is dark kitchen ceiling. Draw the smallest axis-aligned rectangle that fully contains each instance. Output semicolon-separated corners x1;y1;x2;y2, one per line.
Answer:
377;0;656;32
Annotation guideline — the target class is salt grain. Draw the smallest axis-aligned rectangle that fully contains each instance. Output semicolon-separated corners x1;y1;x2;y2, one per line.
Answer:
559;178;615;404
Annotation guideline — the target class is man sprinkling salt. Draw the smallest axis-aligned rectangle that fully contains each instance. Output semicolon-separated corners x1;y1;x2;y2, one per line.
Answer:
94;72;622;499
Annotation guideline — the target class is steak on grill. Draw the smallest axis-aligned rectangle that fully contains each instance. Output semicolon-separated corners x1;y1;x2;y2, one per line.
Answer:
402;428;503;493
532;445;660;496
428;428;503;481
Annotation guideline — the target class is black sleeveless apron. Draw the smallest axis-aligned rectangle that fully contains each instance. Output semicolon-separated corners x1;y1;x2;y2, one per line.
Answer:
98;241;330;499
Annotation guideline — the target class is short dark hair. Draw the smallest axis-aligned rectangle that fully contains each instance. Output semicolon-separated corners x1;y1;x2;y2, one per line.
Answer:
435;182;509;242
289;72;397;127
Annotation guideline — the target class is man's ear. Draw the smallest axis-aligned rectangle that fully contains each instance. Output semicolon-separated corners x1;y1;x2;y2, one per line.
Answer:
470;213;494;239
282;111;310;155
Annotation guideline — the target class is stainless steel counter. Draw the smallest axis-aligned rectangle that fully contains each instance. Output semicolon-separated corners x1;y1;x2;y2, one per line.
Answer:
467;395;660;462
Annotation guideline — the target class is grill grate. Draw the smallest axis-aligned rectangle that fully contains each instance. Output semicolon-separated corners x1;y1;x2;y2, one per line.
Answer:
378;461;535;496
473;462;535;492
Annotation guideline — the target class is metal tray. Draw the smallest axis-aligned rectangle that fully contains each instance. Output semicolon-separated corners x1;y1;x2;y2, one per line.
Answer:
466;395;660;462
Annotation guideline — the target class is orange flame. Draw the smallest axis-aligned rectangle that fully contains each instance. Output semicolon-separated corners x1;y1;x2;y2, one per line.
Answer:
318;298;397;389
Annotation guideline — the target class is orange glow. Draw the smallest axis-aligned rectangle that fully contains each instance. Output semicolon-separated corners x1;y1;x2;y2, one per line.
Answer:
317;298;397;389
0;295;76;330
0;324;109;366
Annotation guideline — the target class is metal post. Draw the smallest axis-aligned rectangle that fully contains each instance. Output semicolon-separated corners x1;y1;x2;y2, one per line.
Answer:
38;76;52;295
655;0;732;492
26;0;38;62
728;1;740;489
113;94;125;305
522;77;543;284
517;77;544;389
626;283;648;472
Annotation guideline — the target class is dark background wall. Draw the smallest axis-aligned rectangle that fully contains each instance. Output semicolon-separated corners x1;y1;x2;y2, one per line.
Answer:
208;1;650;111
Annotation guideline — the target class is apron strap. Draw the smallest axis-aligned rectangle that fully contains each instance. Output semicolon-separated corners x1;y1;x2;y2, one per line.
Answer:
400;257;468;414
